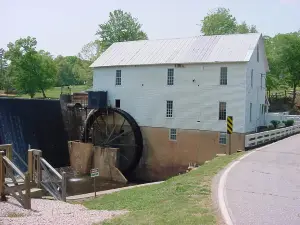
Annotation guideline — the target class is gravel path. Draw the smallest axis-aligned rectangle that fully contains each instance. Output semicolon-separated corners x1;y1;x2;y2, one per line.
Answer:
0;197;127;225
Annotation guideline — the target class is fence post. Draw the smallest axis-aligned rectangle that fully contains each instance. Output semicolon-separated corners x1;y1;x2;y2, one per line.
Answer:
28;150;33;182
0;151;6;201
24;172;31;209
36;150;42;188
61;172;67;202
33;150;42;188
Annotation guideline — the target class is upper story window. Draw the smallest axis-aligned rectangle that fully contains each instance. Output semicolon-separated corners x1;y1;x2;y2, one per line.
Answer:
166;100;173;118
167;69;174;85
220;67;227;85
251;69;254;88
115;70;121;86
257;45;259;62
219;102;226;120
169;128;177;141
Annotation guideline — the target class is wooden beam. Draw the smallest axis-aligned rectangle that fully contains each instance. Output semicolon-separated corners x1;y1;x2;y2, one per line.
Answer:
3;156;25;180
0;151;6;201
61;172;67;202
24;172;31;209
28;150;33;182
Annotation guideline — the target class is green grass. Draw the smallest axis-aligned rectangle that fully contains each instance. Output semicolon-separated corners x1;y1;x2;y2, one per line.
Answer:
84;152;244;225
17;85;89;99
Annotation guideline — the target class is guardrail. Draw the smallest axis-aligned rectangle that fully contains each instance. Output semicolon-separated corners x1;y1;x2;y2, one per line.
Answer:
245;124;300;148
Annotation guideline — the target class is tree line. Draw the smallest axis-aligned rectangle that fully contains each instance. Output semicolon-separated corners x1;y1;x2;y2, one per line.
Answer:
0;7;299;104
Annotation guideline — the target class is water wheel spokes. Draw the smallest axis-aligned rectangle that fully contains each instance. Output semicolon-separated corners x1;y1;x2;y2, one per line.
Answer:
82;108;143;176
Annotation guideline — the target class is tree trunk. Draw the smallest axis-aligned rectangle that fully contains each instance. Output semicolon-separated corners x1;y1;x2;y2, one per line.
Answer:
292;83;297;107
41;89;47;98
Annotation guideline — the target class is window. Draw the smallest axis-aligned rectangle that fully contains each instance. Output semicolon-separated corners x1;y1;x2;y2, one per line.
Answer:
115;70;121;86
115;99;120;108
169;129;177;141
260;74;263;90
251;69;253;88
219;132;227;144
261;104;264;115
257;45;259;62
250;103;252;122
219;102;226;120
220;67;227;85
167;69;174;85
166;100;173;118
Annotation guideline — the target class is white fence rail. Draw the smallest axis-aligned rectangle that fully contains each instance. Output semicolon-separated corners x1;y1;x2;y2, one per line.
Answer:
245;124;300;148
285;115;300;124
265;113;300;126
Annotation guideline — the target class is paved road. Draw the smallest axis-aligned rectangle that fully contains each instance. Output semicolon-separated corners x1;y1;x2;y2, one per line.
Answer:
224;134;300;225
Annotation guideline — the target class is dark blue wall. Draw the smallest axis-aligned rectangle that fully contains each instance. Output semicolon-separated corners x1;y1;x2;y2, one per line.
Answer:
0;98;70;171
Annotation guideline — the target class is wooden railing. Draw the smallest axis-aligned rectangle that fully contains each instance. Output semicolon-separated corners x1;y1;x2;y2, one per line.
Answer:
28;149;67;201
0;151;31;209
245;124;300;148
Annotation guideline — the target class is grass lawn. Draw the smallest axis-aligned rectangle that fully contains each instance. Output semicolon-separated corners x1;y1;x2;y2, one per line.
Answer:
84;152;244;225
16;85;89;99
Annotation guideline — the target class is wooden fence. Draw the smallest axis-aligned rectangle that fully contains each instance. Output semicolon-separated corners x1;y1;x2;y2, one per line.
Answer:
28;149;67;201
0;150;31;209
245;124;300;148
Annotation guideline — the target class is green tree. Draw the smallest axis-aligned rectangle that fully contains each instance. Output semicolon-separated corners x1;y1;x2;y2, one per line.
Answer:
55;56;92;86
78;40;101;62
0;48;7;90
271;33;300;106
5;37;57;98
201;8;258;35
96;9;148;50
236;21;258;34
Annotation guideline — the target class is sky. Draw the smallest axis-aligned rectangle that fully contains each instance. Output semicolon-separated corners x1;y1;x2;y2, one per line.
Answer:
1;0;300;56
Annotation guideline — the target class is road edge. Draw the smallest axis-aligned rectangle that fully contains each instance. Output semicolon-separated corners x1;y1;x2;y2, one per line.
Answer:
216;141;280;225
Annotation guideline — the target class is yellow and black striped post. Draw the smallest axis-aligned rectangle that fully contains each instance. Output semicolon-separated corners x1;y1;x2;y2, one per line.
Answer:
227;116;233;155
227;116;233;134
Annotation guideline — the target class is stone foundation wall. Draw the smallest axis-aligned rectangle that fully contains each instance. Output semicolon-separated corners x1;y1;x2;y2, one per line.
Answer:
133;127;245;181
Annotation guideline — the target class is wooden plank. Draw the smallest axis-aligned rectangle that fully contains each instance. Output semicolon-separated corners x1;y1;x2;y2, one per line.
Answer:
0;151;5;201
28;150;33;182
4;184;26;193
40;158;62;179
3;156;25;180
24;172;31;209
61;172;67;202
0;144;12;160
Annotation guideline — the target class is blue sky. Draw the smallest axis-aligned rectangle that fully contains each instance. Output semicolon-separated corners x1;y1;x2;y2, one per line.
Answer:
1;0;300;56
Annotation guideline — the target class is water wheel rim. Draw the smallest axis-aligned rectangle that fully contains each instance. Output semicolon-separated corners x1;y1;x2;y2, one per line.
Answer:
81;108;143;176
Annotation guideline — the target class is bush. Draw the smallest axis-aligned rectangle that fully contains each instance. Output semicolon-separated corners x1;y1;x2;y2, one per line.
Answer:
270;120;280;128
283;119;294;127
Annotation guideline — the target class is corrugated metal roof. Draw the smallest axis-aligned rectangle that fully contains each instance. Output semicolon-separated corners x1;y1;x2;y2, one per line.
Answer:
90;33;262;68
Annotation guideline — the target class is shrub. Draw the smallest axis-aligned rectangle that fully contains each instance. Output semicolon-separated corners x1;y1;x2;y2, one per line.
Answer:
285;120;294;127
270;120;280;128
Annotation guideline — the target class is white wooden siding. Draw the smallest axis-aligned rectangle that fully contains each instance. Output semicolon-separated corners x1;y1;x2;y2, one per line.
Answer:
93;63;247;133
245;36;267;132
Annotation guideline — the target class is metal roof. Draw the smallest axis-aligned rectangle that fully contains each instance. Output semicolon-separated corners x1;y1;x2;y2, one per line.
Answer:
90;33;262;68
